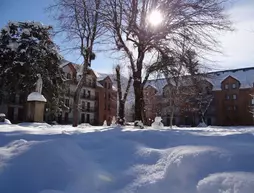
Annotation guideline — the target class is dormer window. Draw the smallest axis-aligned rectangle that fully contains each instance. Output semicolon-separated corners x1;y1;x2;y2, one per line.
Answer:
251;98;254;105
67;73;71;79
225;84;229;90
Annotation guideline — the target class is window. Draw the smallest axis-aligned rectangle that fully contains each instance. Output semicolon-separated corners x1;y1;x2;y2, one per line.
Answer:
206;86;211;94
83;89;86;97
82;101;85;111
87;90;91;98
225;94;230;100
108;93;111;99
232;83;236;89
104;82;107;88
251;98;254;105
108;104;111;111
233;94;237;100
87;102;90;111
67;73;71;79
108;83;111;89
65;99;69;107
233;105;237;111
163;90;166;97
225;84;229;90
10;94;16;103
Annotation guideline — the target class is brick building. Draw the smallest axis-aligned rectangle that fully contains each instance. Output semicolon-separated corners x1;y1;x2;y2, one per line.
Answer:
0;60;117;125
144;67;254;126
96;75;117;125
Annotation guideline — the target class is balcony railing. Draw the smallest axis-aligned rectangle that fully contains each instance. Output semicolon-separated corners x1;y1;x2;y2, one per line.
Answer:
84;82;96;88
81;106;97;112
69;79;96;88
81;94;97;100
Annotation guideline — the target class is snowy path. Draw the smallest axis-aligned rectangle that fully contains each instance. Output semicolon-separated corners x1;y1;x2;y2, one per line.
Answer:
0;124;254;193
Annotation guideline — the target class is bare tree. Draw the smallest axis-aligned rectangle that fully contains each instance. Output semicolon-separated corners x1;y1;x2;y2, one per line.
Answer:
103;0;232;124
152;45;213;127
48;0;104;126
115;65;132;125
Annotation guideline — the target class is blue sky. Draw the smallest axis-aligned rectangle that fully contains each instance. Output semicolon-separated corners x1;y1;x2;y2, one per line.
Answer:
1;0;254;73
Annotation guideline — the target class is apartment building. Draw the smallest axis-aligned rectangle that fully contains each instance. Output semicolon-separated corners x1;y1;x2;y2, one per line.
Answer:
56;60;117;125
0;93;26;123
144;67;254;126
59;60;98;124
96;74;117;125
0;60;117;125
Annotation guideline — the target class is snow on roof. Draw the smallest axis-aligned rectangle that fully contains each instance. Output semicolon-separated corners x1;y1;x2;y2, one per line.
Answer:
96;81;104;88
207;67;254;90
145;84;158;91
145;79;168;95
27;92;47;102
145;67;254;94
112;85;117;91
59;59;71;68
96;72;110;81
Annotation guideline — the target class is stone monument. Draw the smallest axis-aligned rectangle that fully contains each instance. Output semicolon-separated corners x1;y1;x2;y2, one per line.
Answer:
26;74;47;122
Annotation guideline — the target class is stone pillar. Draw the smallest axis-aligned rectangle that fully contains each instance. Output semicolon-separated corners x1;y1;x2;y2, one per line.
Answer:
26;92;47;122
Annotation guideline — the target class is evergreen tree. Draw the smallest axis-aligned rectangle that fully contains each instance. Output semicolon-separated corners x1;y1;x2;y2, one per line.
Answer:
0;21;65;118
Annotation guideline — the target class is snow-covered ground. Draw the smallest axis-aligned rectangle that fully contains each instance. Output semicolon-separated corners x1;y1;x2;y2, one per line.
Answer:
0;124;254;193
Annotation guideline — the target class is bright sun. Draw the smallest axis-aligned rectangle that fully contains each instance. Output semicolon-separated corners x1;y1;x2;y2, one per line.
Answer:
148;10;163;26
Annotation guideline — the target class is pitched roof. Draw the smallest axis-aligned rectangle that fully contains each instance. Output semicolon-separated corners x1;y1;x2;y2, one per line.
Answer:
145;67;254;94
207;67;254;90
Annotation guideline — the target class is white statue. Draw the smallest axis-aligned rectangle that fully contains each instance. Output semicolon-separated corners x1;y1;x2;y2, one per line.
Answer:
35;74;43;94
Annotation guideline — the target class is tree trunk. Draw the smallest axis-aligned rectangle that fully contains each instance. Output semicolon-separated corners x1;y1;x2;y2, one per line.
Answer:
134;48;145;123
72;76;85;127
170;109;174;129
133;79;142;122
118;100;125;125
140;90;146;124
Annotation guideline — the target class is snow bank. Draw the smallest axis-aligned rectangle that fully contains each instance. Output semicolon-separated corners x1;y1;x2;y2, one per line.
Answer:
0;125;254;193
27;92;47;102
197;122;207;127
197;172;254;193
18;122;51;128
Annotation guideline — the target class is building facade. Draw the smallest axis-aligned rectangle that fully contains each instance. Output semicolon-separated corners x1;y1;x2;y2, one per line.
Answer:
0;60;117;125
144;67;254;126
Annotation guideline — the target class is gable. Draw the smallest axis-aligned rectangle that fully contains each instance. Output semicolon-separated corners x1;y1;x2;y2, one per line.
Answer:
144;85;158;94
221;75;240;84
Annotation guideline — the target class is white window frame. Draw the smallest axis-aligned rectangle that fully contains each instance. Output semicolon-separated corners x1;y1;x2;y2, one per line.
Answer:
233;94;237;100
251;98;254;105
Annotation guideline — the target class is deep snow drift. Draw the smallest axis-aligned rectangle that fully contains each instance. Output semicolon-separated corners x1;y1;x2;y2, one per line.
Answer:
0;124;254;193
